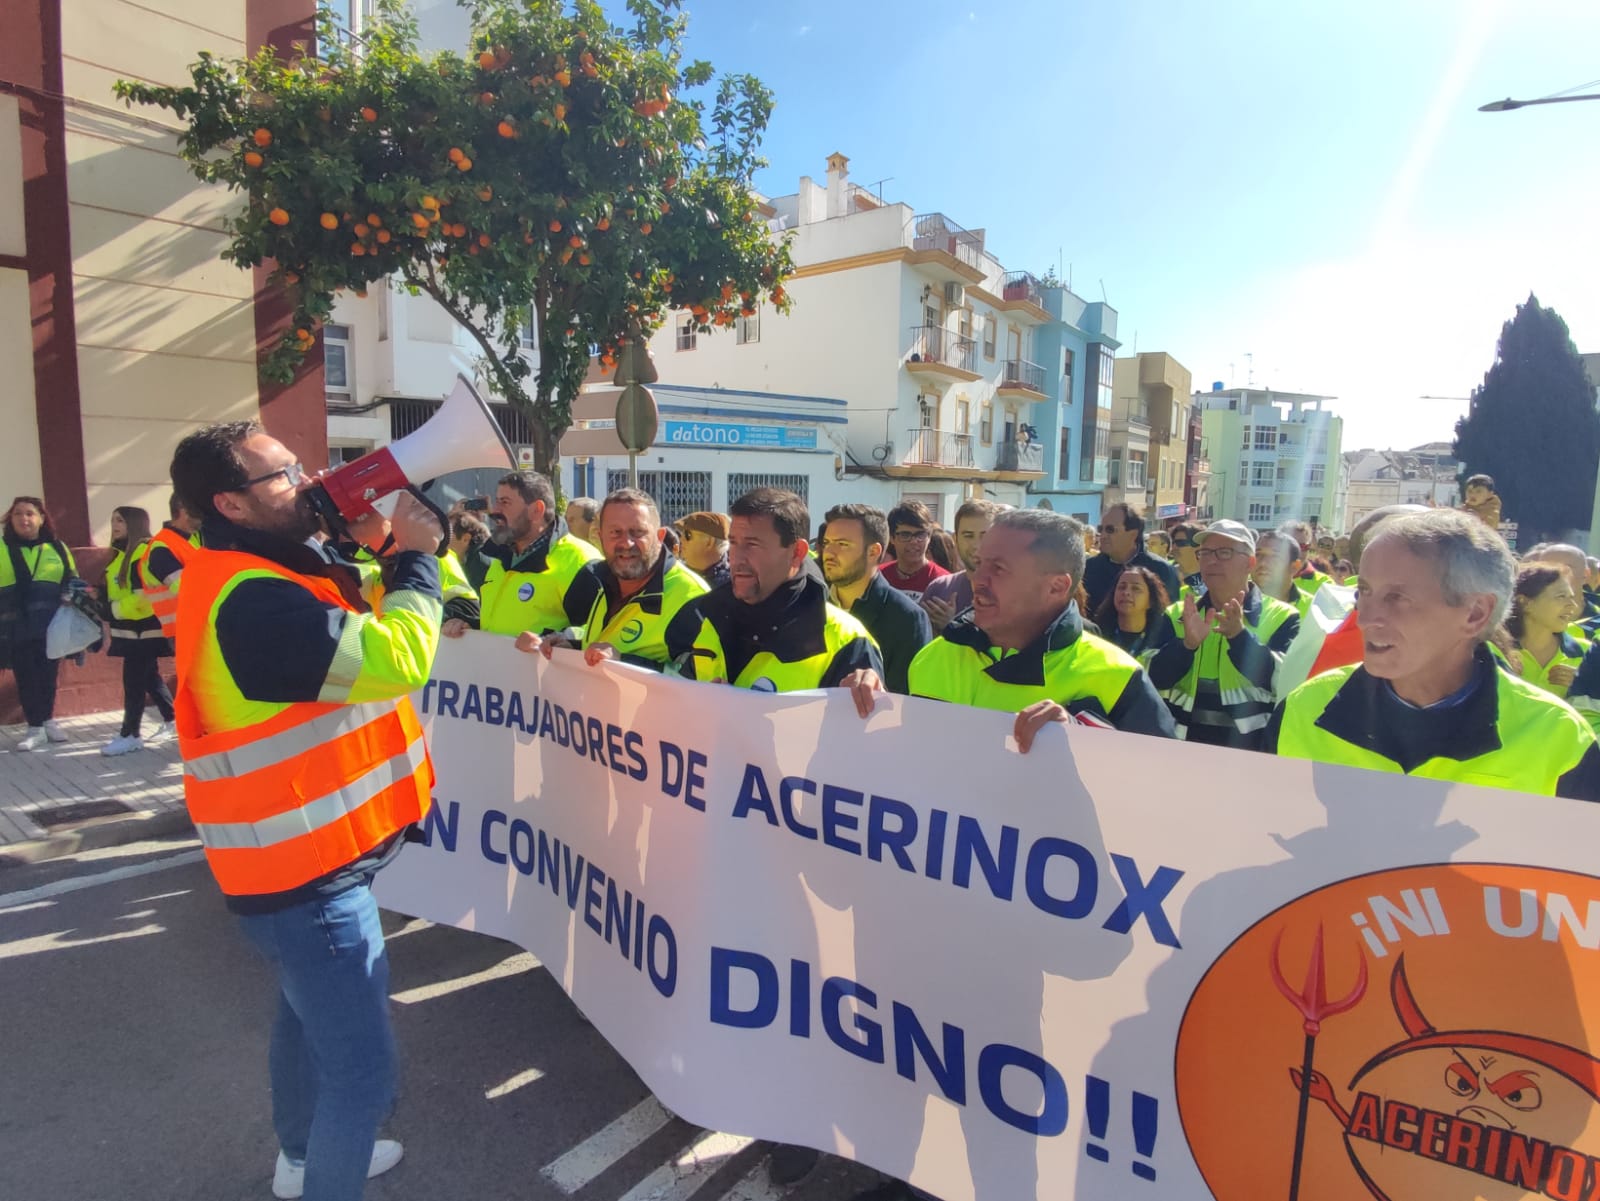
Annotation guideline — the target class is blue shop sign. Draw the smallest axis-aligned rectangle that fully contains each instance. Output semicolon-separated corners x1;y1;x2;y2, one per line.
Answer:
661;420;817;449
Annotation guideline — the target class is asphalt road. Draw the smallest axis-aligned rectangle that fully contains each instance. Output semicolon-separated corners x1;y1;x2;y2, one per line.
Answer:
0;838;881;1201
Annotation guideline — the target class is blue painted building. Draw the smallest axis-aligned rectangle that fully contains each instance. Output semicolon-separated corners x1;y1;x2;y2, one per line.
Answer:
1027;287;1120;523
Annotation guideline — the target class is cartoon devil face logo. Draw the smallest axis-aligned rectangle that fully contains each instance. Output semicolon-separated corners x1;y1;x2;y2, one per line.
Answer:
1289;954;1600;1201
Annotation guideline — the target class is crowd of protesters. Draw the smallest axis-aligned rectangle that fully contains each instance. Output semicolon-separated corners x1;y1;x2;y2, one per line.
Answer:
6;449;1600;1201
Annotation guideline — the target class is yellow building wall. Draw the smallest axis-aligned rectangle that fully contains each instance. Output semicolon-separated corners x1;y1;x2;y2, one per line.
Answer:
0;95;44;499
61;0;260;543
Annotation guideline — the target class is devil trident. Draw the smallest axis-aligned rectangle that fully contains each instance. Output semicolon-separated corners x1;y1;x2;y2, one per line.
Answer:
1270;925;1368;1201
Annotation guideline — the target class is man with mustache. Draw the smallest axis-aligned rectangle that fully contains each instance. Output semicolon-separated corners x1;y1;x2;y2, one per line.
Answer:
516;488;708;669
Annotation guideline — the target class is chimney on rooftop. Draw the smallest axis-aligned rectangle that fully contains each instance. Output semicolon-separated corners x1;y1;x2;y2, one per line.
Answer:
825;152;850;219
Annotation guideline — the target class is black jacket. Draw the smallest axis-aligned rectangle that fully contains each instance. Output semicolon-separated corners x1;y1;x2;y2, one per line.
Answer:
1082;548;1182;615
836;570;931;694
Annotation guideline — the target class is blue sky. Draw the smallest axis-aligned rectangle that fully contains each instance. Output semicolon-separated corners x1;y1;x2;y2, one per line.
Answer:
665;0;1600;450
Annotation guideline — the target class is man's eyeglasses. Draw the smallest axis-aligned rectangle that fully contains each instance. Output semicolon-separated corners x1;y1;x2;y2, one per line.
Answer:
1196;546;1239;562
1098;524;1123;535
892;529;930;542
237;462;307;491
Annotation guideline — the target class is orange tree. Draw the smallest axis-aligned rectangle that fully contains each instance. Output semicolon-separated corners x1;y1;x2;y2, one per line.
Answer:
115;0;792;473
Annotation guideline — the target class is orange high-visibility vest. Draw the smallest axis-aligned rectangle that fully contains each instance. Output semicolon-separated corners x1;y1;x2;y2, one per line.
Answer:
142;526;195;640
175;549;433;897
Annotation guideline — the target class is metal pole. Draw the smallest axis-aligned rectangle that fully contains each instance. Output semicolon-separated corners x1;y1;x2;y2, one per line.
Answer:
629;451;638;489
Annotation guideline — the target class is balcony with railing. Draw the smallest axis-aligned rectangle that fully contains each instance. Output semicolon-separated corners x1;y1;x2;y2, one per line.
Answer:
998;357;1047;400
905;324;979;382
967;269;1052;323
995;439;1044;475
1001;271;1045;308
908;213;985;282
902;427;975;471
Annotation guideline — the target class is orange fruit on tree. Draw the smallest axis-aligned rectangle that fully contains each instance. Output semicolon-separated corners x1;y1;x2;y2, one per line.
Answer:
456;157;472;171
354;223;369;237
578;254;590;265
269;207;290;226
478;50;497;70
596;217;610;231
367;213;382;226
469;244;479;256
319;212;339;229
639;222;652;235
478;233;490;247
559;248;572;264
421;194;439;209
351;243;365;256
548;219;562;232
554;69;571;87
284;271;299;283
568;235;582;248
243;150;263;168
253;128;272;147
498;120;515;138
361;107;377;122
448;147;464;163
411;212;430;229
523;233;534;244
553;103;566;122
376;230;391;243
477;185;493;200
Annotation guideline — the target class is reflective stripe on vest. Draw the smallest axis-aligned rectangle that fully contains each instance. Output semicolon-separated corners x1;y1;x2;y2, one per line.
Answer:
194;736;427;850
175;548;432;895
184;697;401;783
689;602;872;691
143;528;194;639
1277;665;1596;794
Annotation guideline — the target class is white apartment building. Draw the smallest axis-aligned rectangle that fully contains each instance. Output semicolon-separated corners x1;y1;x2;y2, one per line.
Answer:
1197;387;1346;532
572;152;1055;526
324;152;1060;524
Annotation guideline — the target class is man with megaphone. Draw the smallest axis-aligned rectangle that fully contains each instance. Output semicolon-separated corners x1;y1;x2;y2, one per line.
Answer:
162;407;477;1201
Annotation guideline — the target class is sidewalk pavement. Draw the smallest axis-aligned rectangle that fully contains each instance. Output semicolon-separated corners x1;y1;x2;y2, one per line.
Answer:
0;708;191;865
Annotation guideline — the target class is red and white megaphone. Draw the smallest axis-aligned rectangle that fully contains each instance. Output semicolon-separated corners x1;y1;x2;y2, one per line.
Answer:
308;374;516;531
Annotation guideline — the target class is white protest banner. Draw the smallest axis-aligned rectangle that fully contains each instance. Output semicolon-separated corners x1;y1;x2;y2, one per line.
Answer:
377;634;1600;1201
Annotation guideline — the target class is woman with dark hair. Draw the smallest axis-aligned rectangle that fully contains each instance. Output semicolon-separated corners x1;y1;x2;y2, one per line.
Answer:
927;527;961;574
1500;563;1585;697
1092;565;1175;664
1;496;78;750
103;505;174;755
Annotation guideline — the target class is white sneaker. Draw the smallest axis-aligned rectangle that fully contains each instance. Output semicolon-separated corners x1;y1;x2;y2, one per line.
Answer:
17;727;46;752
271;1139;403;1199
147;721;176;743
43;720;67;744
101;735;144;757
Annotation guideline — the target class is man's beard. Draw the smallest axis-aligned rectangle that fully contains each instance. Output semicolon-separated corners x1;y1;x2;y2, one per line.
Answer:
262;493;321;543
825;558;867;589
610;548;658;581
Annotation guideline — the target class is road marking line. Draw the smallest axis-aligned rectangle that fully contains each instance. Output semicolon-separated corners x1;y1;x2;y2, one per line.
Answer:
0;849;205;908
389;951;538;1004
721;1157;791;1201
541;1097;675;1193
484;1066;546;1099
616;1130;756;1201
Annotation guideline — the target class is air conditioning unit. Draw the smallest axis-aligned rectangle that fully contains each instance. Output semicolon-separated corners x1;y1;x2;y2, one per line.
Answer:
943;282;966;306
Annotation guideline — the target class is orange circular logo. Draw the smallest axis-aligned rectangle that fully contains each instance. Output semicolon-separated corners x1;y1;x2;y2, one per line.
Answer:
1177;864;1600;1201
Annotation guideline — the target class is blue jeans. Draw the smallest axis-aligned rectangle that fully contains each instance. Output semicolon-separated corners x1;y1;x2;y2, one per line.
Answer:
238;882;396;1201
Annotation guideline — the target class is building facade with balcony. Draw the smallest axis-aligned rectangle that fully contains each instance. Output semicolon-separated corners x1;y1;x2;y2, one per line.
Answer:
580;152;1061;527
1024;286;1120;524
1186;404;1214;521
1197;387;1345;532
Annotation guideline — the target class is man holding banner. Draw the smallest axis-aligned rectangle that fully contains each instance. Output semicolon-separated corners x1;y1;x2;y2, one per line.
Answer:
843;508;1173;747
168;421;444;1201
664;487;880;691
1267;508;1600;800
518;487;709;669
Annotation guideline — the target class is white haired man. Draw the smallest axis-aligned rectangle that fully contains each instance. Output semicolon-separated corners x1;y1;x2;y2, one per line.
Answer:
1266;510;1600;800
